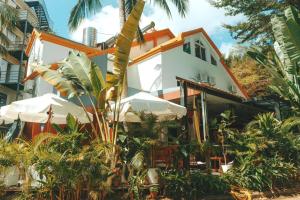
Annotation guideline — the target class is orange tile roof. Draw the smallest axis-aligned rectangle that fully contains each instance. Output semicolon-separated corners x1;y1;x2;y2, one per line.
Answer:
25;29;104;57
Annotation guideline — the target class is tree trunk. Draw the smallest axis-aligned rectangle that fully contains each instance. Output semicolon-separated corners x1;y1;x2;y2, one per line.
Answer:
118;0;126;29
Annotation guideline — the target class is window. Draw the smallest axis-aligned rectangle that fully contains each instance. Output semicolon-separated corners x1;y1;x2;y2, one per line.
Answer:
195;40;206;61
211;55;217;66
0;93;7;107
183;42;191;54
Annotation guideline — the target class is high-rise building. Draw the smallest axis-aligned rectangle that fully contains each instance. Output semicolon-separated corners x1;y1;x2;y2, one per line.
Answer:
0;0;52;106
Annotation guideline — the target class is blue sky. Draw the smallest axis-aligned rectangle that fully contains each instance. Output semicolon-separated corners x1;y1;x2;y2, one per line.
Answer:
43;0;242;55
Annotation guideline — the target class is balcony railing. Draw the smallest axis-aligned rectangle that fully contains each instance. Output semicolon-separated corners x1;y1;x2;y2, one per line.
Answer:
0;69;25;84
7;40;25;51
18;9;39;27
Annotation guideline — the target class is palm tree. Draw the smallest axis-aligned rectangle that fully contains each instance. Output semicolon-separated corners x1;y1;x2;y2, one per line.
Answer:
0;0;18;55
68;0;189;97
68;0;189;31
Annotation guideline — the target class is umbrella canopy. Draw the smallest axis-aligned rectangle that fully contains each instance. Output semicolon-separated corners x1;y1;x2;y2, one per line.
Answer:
0;93;93;124
112;92;187;122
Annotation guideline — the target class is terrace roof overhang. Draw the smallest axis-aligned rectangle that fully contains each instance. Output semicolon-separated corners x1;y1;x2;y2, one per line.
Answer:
176;76;245;103
175;76;272;113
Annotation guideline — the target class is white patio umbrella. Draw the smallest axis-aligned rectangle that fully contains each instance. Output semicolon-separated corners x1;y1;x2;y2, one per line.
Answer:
111;92;187;122
0;93;93;124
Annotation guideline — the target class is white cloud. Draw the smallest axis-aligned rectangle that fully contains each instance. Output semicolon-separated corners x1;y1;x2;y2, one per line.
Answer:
219;43;235;58
70;0;244;46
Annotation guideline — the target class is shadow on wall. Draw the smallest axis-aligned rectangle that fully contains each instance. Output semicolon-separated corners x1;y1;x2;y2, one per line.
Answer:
149;64;162;92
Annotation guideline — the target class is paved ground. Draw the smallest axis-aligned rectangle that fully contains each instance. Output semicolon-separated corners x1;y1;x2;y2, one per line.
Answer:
257;194;300;199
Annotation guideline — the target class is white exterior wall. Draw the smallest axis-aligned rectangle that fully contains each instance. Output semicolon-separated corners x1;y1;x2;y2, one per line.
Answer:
130;41;154;59
128;54;163;92
128;32;245;97
129;35;172;60
26;39;74;97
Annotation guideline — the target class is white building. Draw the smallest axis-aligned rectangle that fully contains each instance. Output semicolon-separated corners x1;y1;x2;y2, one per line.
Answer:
0;0;50;107
127;28;248;100
23;27;266;141
24;29;108;98
24;27;251;109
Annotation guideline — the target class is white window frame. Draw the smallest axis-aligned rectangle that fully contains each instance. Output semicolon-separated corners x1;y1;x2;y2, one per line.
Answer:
194;40;206;61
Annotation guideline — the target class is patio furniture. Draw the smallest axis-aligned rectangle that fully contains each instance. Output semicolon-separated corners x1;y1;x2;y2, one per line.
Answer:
210;156;223;172
190;155;206;169
153;145;179;168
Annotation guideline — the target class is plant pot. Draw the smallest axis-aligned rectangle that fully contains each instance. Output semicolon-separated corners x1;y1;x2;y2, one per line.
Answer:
221;164;232;173
147;168;160;185
149;191;158;199
0;166;20;187
149;185;159;200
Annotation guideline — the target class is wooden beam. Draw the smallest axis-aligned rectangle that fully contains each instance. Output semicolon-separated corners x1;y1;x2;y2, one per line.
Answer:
201;92;208;141
182;82;190;170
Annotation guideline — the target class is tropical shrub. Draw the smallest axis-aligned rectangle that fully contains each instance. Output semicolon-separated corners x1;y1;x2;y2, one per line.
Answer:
161;170;229;199
32;2;146;189
224;113;300;191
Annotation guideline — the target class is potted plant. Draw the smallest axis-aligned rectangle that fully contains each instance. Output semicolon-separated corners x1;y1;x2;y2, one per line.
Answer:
217;110;234;173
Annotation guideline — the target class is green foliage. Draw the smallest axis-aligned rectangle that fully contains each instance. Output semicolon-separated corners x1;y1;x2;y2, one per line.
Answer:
0;1;18;55
68;0;102;31
248;6;300;114
224;155;296;191
161;170;229;200
271;6;300;71
30;131;112;199
226;52;272;97
224;113;300;191
211;0;300;45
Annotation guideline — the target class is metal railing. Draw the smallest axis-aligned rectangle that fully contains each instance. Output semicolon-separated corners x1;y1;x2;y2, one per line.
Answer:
18;9;39;27
7;40;25;51
0;70;25;84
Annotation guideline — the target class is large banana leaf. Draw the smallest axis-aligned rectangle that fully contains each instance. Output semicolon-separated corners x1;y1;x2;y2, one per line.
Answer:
271;6;300;71
113;0;145;87
35;66;77;98
59;51;106;98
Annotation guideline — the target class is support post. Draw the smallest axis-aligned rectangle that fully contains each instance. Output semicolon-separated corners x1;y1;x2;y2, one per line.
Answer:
16;16;28;100
201;92;208;140
182;82;190;169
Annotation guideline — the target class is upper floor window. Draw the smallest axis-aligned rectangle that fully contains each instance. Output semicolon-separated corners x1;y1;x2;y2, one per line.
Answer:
183;42;191;54
195;40;206;61
211;55;217;66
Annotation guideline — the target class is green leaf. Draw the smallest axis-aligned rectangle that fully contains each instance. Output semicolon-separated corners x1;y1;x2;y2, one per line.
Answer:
66;113;77;132
34;66;77;97
271;6;300;71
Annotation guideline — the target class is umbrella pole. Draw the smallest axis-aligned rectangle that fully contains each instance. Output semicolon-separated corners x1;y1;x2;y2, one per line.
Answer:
45;106;53;133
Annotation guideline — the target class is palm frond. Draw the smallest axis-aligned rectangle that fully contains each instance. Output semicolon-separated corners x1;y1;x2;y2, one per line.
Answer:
151;0;189;18
271;6;300;71
68;0;102;31
0;3;18;29
169;0;189;17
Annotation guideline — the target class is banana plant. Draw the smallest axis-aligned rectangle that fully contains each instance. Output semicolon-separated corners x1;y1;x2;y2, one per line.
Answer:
271;6;300;72
248;6;300;114
32;0;145;145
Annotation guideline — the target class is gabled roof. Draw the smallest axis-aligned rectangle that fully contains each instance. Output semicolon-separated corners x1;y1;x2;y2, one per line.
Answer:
89;28;175;57
129;28;250;99
25;29;105;56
